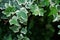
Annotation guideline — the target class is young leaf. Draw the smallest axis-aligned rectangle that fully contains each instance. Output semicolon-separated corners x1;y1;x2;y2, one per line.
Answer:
30;4;44;16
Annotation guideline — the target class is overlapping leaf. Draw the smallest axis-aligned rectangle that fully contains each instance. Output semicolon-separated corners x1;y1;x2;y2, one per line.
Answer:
16;7;28;24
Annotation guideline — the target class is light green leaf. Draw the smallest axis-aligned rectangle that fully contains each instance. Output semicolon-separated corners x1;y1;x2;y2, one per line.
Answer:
21;27;27;34
16;7;28;24
30;4;44;16
9;16;19;26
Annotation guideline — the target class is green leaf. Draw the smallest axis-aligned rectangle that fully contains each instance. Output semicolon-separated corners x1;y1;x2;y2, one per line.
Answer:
48;6;58;16
21;27;27;34
9;16;19;26
30;4;44;16
16;7;28;24
9;25;21;33
3;6;16;17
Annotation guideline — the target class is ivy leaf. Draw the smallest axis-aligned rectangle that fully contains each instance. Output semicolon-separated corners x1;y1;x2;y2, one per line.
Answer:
3;6;16;17
21;27;27;34
30;4;44;16
48;6;58;16
16;7;28;24
9;25;21;33
9;16;19;26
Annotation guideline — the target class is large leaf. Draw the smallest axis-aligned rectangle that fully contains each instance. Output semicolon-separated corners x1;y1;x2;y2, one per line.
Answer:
9;16;19;26
16;7;28;24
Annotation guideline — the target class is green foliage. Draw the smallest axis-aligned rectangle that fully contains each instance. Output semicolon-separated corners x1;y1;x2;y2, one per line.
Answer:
0;0;60;40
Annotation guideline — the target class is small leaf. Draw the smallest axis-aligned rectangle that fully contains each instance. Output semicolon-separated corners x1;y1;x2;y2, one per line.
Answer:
30;4;44;16
21;27;27;34
9;16;19;26
48;6;58;16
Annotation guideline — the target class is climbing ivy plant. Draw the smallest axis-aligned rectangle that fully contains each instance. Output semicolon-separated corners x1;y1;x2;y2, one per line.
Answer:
0;0;60;40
